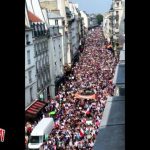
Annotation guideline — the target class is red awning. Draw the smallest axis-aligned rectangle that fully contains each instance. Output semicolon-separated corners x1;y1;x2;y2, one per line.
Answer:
26;109;37;115
34;103;44;107
36;101;45;105
28;107;39;112
25;100;46;117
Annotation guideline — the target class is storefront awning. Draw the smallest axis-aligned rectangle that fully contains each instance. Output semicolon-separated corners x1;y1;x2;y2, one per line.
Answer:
25;100;46;117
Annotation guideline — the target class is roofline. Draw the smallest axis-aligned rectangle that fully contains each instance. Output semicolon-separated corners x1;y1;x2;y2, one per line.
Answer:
48;16;64;19
25;27;33;31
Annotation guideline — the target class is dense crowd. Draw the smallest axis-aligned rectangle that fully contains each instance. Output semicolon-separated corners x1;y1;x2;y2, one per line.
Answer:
38;27;118;150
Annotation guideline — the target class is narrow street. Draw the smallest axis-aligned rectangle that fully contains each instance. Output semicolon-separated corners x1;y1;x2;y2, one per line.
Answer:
39;27;118;149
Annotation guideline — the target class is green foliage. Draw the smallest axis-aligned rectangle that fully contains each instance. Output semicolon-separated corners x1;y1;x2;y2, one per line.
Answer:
96;14;103;25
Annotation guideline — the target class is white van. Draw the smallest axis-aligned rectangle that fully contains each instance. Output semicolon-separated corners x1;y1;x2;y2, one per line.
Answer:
28;118;54;150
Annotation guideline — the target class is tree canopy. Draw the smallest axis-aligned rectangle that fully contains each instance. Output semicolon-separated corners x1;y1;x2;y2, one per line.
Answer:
96;14;103;25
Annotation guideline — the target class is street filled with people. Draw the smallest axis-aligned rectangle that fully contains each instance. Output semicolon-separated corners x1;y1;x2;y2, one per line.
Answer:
25;27;119;150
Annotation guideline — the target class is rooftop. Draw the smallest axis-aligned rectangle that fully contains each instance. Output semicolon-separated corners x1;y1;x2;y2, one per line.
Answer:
113;63;125;85
28;11;42;22
94;96;125;150
119;50;125;62
48;12;64;19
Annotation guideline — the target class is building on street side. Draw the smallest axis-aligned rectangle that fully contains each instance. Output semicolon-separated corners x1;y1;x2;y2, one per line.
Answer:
47;25;64;98
28;11;51;101
25;26;37;107
103;12;112;43
80;10;89;35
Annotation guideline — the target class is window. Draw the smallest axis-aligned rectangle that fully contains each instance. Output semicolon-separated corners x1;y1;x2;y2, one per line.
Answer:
26;34;29;42
42;58;44;66
34;44;37;56
36;61;38;71
60;58;62;62
28;70;32;83
47;56;49;64
46;41;48;49
38;61;40;69
116;23;119;29
30;87;33;101
27;50;31;64
55;20;58;25
44;42;46;50
42;42;44;50
116;2;119;7
37;43;40;54
30;136;39;144
39;43;41;52
26;34;30;45
62;20;65;26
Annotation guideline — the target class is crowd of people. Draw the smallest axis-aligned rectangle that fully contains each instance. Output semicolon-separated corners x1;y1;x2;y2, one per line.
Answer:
38;27;119;150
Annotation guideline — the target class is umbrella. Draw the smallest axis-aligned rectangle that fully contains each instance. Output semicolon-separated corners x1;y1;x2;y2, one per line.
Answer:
49;111;56;116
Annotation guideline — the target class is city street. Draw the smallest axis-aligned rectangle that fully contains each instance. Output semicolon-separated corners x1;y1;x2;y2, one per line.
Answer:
36;27;118;149
25;0;124;150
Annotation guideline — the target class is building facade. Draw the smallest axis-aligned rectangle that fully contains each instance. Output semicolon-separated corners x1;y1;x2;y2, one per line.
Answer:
103;12;112;43
80;11;89;34
88;14;98;28
68;2;80;61
48;25;64;97
28;11;51;101
25;26;37;107
112;0;125;50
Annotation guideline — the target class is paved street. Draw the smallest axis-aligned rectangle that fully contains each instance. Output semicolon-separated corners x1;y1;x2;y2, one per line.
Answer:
37;27;119;149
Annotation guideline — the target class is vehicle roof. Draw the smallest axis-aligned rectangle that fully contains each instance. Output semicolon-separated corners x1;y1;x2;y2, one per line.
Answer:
31;118;54;136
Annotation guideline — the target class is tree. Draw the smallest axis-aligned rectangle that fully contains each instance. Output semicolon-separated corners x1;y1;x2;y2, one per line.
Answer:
96;14;103;25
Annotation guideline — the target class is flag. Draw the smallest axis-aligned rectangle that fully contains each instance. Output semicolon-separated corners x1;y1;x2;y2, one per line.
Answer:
86;107;90;115
80;128;85;137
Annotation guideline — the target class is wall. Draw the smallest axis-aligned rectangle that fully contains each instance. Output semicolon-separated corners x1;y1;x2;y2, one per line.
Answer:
48;37;55;98
26;0;45;22
103;12;111;42
25;83;37;107
80;11;89;29
25;29;37;107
